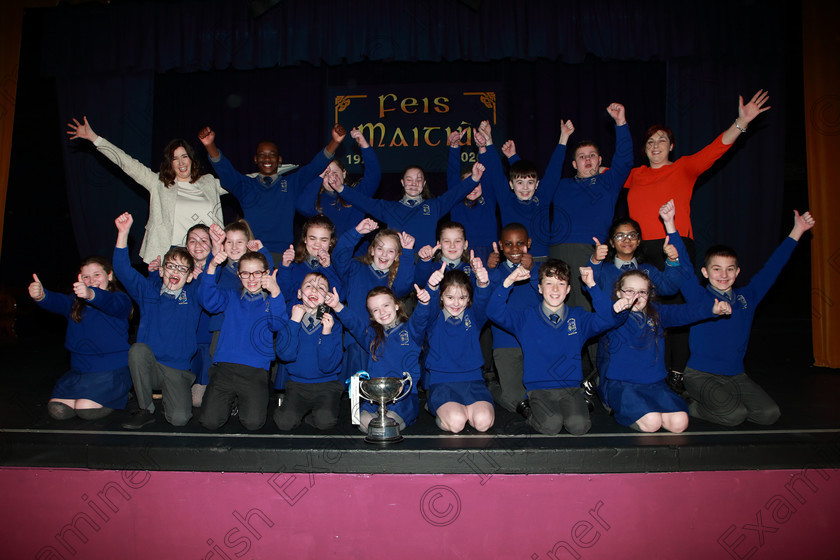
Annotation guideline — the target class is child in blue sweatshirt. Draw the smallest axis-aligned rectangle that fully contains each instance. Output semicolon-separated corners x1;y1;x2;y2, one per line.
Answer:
198;124;346;259
488;260;623;435
113;212;202;429
28;257;132;420
274;272;343;430
680;209;815;426
326;283;432;434
425;259;494;433
598;270;730;432
296;127;381;241
198;250;289;431
276;214;343;309
414;221;475;288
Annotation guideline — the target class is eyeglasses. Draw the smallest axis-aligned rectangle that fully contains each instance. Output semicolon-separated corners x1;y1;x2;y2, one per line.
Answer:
164;263;190;274
238;270;267;280
612;232;640;242
621;288;649;298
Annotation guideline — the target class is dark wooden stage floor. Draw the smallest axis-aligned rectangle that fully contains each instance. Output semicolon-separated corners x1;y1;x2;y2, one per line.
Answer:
2;307;838;476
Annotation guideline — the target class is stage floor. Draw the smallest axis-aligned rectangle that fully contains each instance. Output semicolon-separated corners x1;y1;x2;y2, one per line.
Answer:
2;319;838;475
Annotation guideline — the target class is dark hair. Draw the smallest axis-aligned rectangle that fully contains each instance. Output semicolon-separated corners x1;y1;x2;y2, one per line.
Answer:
294;215;337;263
71;257;124;323
704;245;739;269
439;269;473;310
642;125;675;161
574;141;600;157
316;159;353;213
300;271;330;292
500;222;529;239
239;251;269;271
538;259;571;284
159;139;202;186
403;165;432;200
358;229;402;287
509;160;538;181
605;217;644;262
186;223;210;239
366;286;409;360
459;168;484;209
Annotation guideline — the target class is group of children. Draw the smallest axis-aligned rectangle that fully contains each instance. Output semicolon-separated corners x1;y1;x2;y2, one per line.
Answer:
33;106;815;436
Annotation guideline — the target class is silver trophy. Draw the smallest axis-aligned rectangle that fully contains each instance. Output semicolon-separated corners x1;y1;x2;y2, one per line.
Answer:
359;372;413;444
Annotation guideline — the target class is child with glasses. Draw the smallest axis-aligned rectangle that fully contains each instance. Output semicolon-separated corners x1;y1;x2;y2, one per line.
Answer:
597;268;731;432
113;212;203;430
197;249;289;431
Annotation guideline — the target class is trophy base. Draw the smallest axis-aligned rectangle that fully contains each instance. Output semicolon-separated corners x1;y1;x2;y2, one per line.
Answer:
365;421;404;445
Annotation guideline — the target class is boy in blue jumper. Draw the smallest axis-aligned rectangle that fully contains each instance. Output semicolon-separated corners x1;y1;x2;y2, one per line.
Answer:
198;125;346;259
198;249;289;431
487;260;624;435
113;212;202;429
273;272;344;430
680;210;815;426
484;223;540;414
478;120;573;259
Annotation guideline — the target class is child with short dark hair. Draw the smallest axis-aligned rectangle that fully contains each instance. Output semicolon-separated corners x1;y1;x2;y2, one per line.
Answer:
273;272;343;430
113;212;203;429
488;260;624;435
484;222;540;414
198;250;289;431
679;210;815;426
28;258;133;421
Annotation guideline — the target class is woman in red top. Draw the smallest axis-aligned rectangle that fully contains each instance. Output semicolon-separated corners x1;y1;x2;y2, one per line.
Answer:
624;89;771;262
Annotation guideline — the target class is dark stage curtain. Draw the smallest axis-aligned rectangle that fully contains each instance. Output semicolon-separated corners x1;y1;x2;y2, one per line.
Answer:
38;0;790;281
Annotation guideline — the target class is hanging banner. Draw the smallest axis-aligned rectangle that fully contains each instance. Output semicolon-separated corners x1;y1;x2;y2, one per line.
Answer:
328;84;504;173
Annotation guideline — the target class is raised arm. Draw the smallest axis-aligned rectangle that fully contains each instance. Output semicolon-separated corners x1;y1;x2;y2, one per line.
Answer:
721;90;771;145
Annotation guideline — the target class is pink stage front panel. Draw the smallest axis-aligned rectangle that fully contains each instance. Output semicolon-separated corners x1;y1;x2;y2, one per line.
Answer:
1;464;837;559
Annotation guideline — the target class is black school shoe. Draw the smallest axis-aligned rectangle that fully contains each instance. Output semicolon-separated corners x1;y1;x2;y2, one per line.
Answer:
515;398;532;419
667;370;687;397
121;409;155;430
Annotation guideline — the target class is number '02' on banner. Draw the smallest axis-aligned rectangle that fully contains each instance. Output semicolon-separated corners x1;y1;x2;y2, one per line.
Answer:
328;84;505;174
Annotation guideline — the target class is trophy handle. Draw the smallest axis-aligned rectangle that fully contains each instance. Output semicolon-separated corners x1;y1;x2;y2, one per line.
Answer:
392;372;413;404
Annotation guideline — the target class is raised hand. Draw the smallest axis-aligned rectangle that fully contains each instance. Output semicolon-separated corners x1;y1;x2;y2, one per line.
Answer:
209;223;225;254
503;265;531;288
66;116;97;142
659;198;676;225
417;243;439;262
398;231;415;251
317;248;331;268
427;261;447;289
247;239;263;253
579;266;595;288
487;242;501;269
210;250;228;268
713;298;732;316
197;126;215;147
471;162;485;182
321;312;335;334
501;140;517;159
350;127;369;149
115;212;133;233
472;252;489;286
262;269;281;298
324;286;343;311
415;283;431;305
520;246;533;271
332;124;347;143
790;210;815;241
592;237;608;263
448;130;463;148
606;103;626;126
28;273;45;302
478;120;493;145
613;296;637;313
281;244;295;267
738;90;771;126
559;119;575;145
148;255;162;273
355;218;378;235
663;236;679;261
473;128;487;148
73;274;94;300
290;304;306;322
